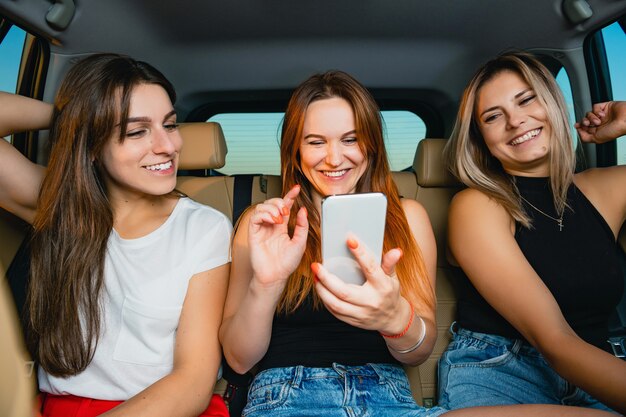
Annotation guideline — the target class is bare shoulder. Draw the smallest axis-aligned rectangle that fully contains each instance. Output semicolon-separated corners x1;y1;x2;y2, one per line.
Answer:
449;187;512;232
575;165;626;191
400;197;430;225
233;204;256;245
450;187;503;214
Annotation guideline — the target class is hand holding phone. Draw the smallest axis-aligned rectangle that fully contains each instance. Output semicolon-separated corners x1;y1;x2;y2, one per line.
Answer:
321;193;387;285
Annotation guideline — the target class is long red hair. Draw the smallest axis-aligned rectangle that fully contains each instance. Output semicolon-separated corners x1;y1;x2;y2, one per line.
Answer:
278;70;435;313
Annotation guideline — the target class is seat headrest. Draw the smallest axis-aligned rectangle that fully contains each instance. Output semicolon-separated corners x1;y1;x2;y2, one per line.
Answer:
412;138;459;187
178;122;228;170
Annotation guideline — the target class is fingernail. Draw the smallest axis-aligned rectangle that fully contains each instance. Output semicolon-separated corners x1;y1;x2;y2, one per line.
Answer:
302;206;308;216
282;206;290;216
347;238;358;249
272;215;283;224
310;263;319;274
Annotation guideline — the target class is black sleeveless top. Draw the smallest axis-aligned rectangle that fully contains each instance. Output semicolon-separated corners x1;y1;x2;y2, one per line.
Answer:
257;294;397;371
455;176;623;352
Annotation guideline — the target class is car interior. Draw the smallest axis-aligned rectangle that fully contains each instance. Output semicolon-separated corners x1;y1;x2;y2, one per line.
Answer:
1;0;625;415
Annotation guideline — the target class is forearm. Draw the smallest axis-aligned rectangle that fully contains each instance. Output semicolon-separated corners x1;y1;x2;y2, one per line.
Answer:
101;367;218;417
220;278;284;374
0;92;52;137
538;331;626;414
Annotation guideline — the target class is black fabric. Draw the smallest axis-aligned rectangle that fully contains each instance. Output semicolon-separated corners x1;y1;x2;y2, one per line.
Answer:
221;358;252;417
226;174;255;417
257;294;397;371
5;234;31;335
232;175;254;225
456;176;623;352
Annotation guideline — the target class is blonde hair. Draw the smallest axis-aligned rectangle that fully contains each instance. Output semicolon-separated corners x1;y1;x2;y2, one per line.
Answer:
444;51;575;228
278;70;435;313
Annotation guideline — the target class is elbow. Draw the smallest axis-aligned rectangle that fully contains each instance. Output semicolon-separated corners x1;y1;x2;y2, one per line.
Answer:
526;327;578;366
219;329;254;375
223;350;255;375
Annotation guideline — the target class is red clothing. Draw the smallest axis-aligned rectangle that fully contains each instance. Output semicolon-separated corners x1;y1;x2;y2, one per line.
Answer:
41;393;228;417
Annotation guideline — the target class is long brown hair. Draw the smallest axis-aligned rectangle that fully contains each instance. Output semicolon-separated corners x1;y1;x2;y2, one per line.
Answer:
278;70;434;313
28;53;176;377
444;51;575;228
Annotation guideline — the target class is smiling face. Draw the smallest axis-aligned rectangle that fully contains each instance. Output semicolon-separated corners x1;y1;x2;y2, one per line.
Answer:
299;97;368;207
476;70;552;176
99;83;182;202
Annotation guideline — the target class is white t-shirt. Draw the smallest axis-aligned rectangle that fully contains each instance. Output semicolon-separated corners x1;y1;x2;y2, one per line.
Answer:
38;198;232;400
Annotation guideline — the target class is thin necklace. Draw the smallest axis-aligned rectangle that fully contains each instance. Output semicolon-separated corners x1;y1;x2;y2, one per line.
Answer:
520;196;564;232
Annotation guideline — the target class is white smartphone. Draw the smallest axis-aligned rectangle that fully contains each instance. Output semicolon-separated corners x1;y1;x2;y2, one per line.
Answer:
321;192;387;285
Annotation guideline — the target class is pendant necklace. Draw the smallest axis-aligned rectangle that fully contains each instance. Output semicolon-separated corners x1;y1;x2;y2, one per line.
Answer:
520;196;564;232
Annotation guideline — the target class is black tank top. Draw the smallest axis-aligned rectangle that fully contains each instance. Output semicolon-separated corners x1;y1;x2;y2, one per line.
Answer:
455;176;623;352
257;294;396;371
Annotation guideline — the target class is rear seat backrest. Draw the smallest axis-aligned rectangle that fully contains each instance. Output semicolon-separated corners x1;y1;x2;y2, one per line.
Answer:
402;138;462;405
176;122;235;222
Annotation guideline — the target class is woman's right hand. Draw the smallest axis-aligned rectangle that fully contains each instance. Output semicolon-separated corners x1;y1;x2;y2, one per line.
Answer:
248;185;309;288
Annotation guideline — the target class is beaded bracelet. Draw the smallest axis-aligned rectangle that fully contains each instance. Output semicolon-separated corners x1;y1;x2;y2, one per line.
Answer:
379;303;415;339
387;316;427;354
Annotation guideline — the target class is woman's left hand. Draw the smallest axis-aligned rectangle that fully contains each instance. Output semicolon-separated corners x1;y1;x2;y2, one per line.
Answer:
311;237;411;335
575;101;626;143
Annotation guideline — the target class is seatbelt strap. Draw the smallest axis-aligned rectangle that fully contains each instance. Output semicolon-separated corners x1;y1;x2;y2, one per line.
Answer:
232;175;254;224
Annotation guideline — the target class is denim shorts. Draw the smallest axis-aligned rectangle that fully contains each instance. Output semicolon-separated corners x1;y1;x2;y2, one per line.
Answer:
242;363;448;417
437;325;615;412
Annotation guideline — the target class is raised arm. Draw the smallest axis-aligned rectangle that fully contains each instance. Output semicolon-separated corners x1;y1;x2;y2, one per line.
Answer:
102;263;230;417
574;100;626;238
219;186;309;374
448;188;626;414
0;92;51;223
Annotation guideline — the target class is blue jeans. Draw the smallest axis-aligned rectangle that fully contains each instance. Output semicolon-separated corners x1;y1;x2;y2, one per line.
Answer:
437;325;615;412
243;363;448;417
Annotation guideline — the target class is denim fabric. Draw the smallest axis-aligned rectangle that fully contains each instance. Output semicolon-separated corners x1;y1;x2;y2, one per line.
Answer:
437;325;615;412
243;363;447;417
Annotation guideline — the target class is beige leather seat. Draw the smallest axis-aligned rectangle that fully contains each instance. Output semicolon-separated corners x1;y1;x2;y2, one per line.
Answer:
396;138;462;405
0;276;35;417
176;122;234;222
0;179;34;417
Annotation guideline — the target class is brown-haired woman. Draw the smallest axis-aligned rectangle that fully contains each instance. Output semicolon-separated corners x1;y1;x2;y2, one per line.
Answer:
218;70;614;417
0;54;231;417
440;51;626;414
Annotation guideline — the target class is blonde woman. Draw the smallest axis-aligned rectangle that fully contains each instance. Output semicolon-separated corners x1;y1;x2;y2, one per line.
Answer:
440;51;626;414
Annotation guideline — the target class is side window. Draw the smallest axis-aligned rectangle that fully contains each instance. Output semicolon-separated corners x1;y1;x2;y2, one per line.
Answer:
601;22;625;165
209;110;426;175
0;24;26;93
555;67;577;141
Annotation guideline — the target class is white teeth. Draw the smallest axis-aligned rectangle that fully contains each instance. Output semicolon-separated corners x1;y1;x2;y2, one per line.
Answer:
323;170;347;177
510;129;541;146
145;161;173;171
